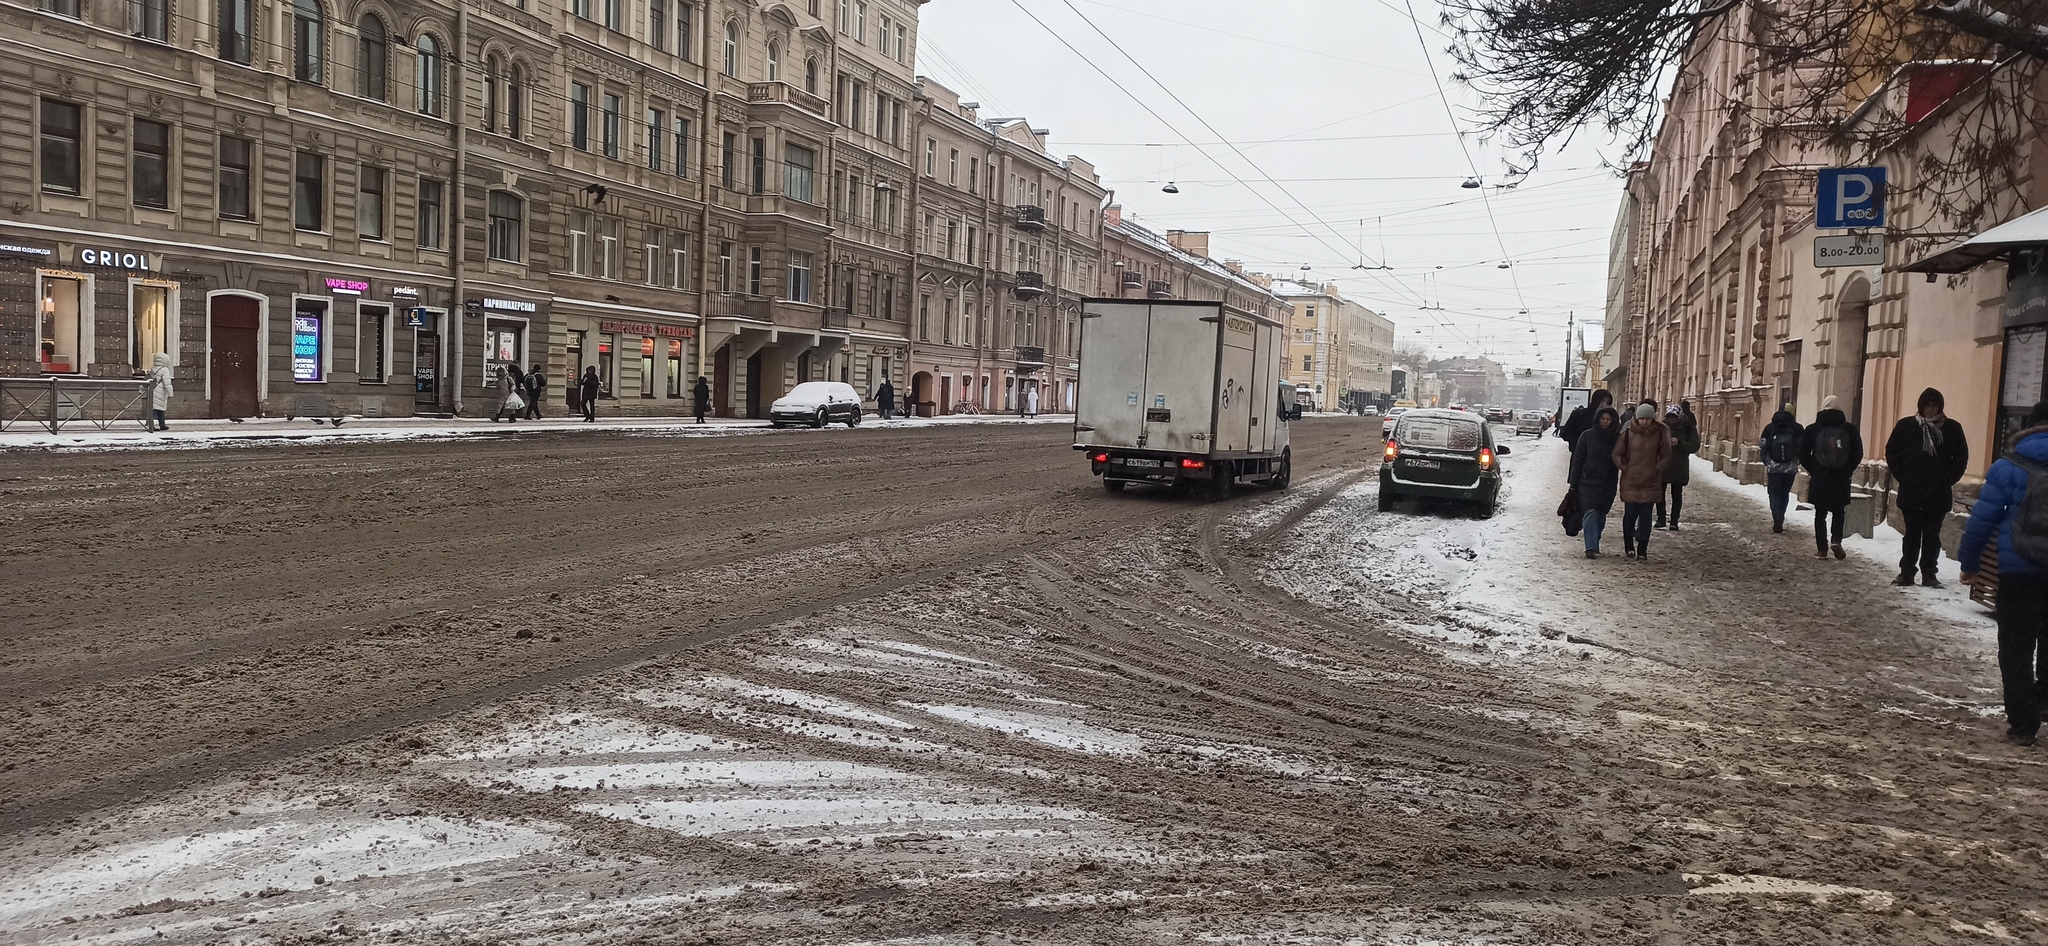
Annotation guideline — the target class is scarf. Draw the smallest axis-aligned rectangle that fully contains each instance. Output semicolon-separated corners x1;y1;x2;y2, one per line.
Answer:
1917;412;1945;456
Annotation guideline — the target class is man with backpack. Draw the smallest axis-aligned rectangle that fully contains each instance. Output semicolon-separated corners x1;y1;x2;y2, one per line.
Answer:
1758;409;1805;533
524;363;547;420
1800;396;1863;559
1885;388;1969;587
1557;389;1612;453
1961;401;2048;747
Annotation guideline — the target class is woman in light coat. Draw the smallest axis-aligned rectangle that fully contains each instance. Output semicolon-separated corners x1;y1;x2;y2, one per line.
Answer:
142;352;173;430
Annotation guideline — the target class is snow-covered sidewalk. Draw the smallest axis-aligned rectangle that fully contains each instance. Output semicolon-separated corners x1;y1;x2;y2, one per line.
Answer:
0;411;1069;451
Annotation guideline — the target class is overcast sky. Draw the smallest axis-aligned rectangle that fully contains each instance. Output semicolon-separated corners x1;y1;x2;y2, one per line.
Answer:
917;0;1623;371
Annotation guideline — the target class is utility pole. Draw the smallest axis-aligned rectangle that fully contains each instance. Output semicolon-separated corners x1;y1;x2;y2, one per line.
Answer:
1560;311;1575;388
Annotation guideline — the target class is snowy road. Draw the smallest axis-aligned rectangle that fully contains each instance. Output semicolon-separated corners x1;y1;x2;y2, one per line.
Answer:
0;419;2037;944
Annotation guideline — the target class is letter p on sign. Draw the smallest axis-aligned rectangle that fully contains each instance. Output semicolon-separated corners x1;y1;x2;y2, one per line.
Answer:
1817;167;1886;229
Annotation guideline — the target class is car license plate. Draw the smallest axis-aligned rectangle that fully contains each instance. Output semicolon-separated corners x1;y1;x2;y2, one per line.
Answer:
1124;458;1162;468
1405;458;1441;470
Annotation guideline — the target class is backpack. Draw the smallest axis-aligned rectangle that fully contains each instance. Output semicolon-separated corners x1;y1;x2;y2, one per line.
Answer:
1815;426;1856;471
1765;428;1798;464
2005;451;2048;566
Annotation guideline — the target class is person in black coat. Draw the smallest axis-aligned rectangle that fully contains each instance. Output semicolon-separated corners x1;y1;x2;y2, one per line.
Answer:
693;376;712;424
1557;388;1613;455
876;380;896;420
1884;386;1969;587
524;363;546;419
579;366;601;422
1568;406;1623;558
1801;396;1864;560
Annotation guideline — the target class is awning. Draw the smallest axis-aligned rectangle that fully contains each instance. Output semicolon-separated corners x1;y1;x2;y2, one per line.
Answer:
1902;204;2048;272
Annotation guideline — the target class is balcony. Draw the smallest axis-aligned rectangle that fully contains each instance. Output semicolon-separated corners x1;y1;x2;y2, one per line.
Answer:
747;81;830;121
1147;280;1173;299
1119;271;1144;290
1014;345;1047;367
1014;271;1047;299
706;292;775;320
1013;205;1048;232
822;306;850;330
743;193;830;227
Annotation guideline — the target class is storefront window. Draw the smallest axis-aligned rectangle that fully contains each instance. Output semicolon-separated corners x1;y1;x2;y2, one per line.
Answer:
292;300;327;382
666;340;683;397
131;283;171;373
359;302;390;382
598;335;616;396
639;336;656;397
485;320;524;386
39;274;85;374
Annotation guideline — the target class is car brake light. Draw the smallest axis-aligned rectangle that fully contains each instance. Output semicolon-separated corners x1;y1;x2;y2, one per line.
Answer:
1092;452;1109;463
1384;440;1399;461
1180;458;1205;470
1479;447;1494;468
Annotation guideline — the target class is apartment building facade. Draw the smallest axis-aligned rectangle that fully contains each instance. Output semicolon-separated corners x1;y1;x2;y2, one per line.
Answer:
1;0;926;419
1098;211;1281;334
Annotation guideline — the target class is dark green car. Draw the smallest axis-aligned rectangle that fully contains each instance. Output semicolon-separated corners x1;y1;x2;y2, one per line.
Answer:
1378;408;1509;517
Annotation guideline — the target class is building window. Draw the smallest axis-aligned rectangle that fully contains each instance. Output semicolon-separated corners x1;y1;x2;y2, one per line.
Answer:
572;0;590;18
918;295;929;341
596;217;621;279
39;100;81;195
483;55;501;132
640;337;656;396
415;35;443;116
603;0;621;31
671;237;691;288
569;212;591;275
358;165;386;240
718;241;732;292
924;139;935;176
358;303;390;382
1304;354;1313;371
294;151;325;232
647;108;666;170
130;283;173;373
854;1;865;42
602;92;622;158
357;15;387;100
723;22;739;76
649;0;666;50
750;136;765;193
788;251;812;303
721;132;737;189
42;0;80;17
674;117;691;177
838;0;848;33
218;135;251;219
131;0;167;41
293;0;324;83
132;119;170;209
766;41;780;81
508;65;526;138
417;177;444;248
488;191;523;261
894;24;905;61
805;59;818;94
784;144;814;202
677;2;693;61
218;0;251;64
948;148;958;185
570;83;591;150
292;299;328;383
748;246;762;294
644;243;663;286
38;274;86;373
968;157;978;193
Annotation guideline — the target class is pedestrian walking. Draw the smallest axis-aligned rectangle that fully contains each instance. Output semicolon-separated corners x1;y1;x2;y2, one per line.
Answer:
1557;388;1613;450
875;379;895;420
140;352;174;431
491;364;525;422
1026;385;1040;418
579;366;601;423
1612;402;1672;559
1568;407;1622;557
1800;396;1863;560
693;375;712;424
1759;409;1805;533
524;363;546;420
1658;404;1701;529
1961;401;2048;746
1885;387;1969;587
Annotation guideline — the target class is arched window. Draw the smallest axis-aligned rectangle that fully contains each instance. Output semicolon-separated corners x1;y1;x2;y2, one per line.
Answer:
415;34;443;116
805;58;818;94
357;15;387;101
507;64;526;139
292;0;324;84
765;41;779;81
722;22;738;77
483;54;502;132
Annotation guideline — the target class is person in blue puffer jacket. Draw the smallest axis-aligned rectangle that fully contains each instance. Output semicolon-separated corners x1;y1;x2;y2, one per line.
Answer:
1961;400;2048;747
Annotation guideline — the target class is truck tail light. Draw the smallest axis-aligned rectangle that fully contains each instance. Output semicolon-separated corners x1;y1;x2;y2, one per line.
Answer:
1180;458;1206;470
1384;440;1399;461
1478;447;1494;469
1092;452;1109;464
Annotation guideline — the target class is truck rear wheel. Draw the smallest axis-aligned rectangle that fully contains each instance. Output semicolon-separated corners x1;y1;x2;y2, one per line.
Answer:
1104;479;1127;493
1267;451;1291;491
1208;461;1234;501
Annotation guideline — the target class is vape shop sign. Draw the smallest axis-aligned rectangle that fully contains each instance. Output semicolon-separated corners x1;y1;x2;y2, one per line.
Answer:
292;312;323;381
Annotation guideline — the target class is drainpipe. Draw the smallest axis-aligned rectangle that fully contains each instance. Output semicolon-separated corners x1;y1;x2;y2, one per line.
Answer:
449;5;471;415
694;8;715;394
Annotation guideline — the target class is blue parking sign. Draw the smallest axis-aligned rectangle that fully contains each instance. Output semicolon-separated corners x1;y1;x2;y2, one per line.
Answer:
1817;167;1886;229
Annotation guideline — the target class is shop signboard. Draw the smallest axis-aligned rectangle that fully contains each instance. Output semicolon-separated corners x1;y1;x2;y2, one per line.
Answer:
0;241;55;259
291;314;323;381
2006;248;2048;328
391;286;421;300
403;307;429;328
599;319;694;338
324;277;369;296
76;248;152;271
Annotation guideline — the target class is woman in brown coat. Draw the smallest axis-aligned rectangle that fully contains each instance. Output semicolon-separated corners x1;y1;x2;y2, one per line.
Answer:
1611;401;1672;560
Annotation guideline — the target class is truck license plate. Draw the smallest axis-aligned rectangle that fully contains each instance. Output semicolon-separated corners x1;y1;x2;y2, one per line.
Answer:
1405;459;1441;470
1124;458;1162;468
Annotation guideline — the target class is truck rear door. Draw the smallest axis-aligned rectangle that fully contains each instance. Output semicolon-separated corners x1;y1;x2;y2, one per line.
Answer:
1214;312;1257;453
1075;301;1153;448
1141;304;1221;454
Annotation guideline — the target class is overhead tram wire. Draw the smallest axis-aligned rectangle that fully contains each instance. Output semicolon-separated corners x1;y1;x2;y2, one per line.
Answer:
1008;0;1427;308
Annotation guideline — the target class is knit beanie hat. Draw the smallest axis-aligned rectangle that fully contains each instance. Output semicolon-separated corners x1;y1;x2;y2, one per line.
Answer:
1635;403;1655;420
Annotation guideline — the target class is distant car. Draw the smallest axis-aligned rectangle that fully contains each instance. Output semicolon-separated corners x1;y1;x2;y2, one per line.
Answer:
1514;410;1549;436
1484;407;1512;424
1380;408;1509;517
770;381;863;428
1381;407;1408;439
1361;405;1382;417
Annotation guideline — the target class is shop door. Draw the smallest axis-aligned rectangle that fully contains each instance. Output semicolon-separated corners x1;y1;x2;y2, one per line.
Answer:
209;296;261;418
414;327;441;410
744;352;764;418
714;344;732;417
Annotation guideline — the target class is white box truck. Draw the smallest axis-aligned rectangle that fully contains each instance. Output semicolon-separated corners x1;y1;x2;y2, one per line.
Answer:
1073;298;1298;497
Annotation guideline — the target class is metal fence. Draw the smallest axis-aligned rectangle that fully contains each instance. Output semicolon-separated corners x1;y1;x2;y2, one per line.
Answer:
0;376;152;433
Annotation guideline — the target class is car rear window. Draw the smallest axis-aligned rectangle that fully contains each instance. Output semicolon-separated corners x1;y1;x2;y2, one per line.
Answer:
1397;415;1481;450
